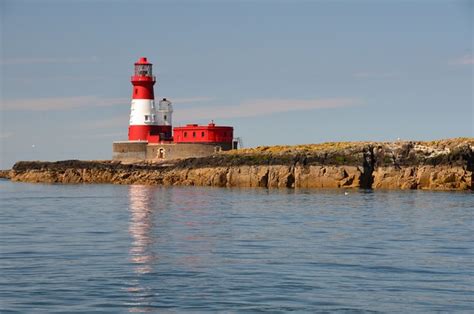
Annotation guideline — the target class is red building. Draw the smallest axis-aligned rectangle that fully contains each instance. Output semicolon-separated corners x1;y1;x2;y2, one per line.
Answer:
173;123;233;145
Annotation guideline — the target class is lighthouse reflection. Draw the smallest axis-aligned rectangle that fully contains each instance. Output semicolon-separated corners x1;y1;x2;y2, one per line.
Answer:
126;185;219;311
128;185;156;275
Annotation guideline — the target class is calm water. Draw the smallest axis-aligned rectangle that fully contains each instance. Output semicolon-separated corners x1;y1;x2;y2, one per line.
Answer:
1;180;473;313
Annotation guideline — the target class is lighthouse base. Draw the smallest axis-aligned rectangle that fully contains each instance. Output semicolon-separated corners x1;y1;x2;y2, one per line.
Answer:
128;125;172;143
112;141;233;162
112;141;148;162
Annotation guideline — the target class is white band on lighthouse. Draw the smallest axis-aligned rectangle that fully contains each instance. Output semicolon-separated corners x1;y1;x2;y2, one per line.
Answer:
129;99;158;125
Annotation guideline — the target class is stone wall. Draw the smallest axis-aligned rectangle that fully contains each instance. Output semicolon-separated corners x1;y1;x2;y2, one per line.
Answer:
112;141;147;162
113;141;233;162
146;142;232;160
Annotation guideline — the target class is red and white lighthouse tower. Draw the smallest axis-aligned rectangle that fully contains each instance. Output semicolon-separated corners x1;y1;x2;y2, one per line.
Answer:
129;57;171;143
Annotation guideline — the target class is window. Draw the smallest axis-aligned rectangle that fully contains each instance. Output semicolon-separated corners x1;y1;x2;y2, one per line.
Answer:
201;132;205;137
135;89;138;95
164;115;167;121
135;64;152;76
193;132;196;138
144;115;149;121
184;132;187;138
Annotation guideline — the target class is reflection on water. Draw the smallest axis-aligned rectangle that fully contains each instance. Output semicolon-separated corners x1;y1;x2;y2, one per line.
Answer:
126;185;223;311
128;185;156;275
127;185;157;312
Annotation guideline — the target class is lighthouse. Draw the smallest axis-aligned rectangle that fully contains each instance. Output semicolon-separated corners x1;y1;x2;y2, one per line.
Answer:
128;57;160;142
113;56;236;161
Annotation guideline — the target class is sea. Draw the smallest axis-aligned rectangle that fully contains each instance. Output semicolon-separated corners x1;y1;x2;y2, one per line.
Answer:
1;179;473;313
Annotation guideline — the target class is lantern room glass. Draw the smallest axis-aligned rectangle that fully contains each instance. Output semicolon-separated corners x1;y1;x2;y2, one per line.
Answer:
134;64;153;77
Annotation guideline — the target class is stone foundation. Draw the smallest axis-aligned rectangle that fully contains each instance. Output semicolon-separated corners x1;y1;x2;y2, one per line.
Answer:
112;141;148;162
113;141;233;162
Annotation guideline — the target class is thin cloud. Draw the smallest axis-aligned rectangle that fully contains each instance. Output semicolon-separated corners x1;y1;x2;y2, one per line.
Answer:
7;75;107;83
1;95;215;111
175;97;361;122
65;131;125;139
170;96;215;103
95;132;126;138
81;97;215;130
82;97;361;130
1;56;100;65
449;54;474;65
1;96;127;111
83;116;127;130
0;132;13;140
353;72;398;79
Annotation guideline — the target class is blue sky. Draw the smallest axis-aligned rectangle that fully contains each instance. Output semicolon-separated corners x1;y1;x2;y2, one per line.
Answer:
1;0;472;168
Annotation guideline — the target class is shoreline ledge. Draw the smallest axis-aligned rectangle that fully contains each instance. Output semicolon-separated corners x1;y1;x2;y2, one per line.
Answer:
1;138;473;191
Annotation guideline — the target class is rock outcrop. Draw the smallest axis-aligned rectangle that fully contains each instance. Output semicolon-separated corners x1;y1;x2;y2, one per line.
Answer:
1;138;472;191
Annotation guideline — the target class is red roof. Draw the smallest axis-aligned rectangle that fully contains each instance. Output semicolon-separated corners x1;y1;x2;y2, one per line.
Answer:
135;57;151;65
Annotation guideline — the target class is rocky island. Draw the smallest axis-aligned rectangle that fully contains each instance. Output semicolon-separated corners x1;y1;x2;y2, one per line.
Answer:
1;138;472;191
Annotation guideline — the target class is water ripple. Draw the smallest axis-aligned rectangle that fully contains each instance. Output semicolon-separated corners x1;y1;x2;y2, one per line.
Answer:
0;182;473;312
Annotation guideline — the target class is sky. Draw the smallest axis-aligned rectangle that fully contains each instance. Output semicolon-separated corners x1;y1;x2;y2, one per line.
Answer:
0;0;472;168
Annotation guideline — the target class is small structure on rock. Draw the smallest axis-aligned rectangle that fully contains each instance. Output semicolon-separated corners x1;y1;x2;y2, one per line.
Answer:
113;57;238;161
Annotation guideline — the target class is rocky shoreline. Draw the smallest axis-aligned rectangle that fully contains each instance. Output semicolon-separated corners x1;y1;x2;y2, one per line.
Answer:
1;138;473;191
